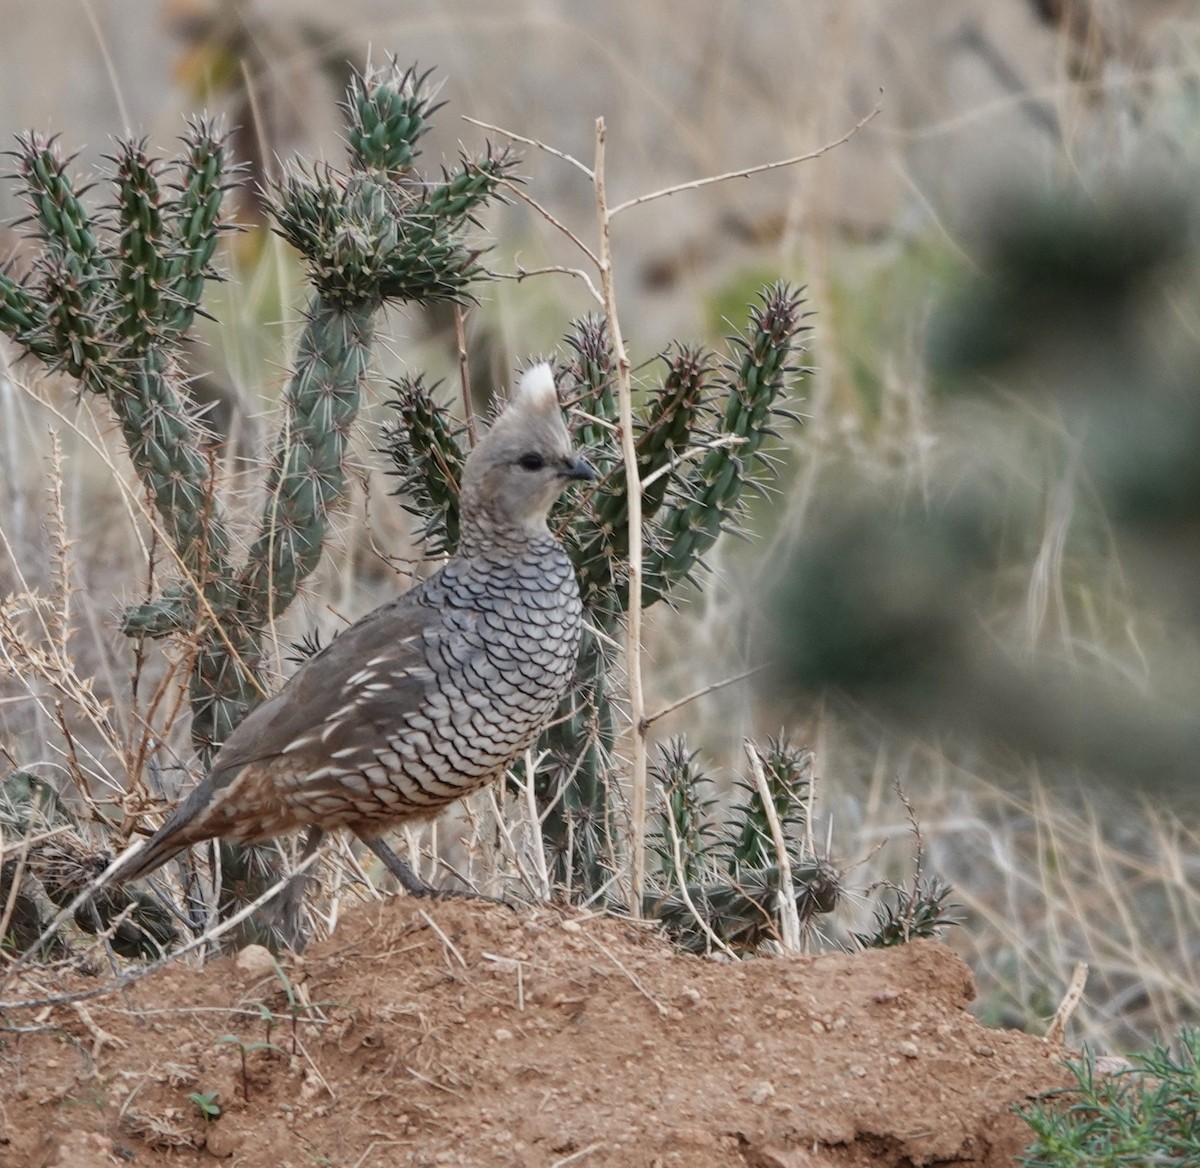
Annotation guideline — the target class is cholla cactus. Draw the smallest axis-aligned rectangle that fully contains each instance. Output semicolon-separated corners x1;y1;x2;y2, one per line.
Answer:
854;877;961;949
0;63;512;939
0;62;513;759
724;736;813;875
648;736;719;886
642;733;841;955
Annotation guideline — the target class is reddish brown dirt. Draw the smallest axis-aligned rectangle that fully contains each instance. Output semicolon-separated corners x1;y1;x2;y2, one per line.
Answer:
0;900;1071;1168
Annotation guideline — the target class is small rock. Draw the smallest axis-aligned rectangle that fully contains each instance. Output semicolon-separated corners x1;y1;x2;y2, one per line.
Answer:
680;987;702;1008
973;1044;996;1058
203;1125;241;1159
560;919;582;933
494;1028;514;1042
234;944;276;976
748;1081;775;1104
898;1040;920;1059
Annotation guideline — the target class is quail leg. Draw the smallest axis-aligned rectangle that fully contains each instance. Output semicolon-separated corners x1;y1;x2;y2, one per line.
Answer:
360;834;439;897
360;834;513;905
275;825;325;950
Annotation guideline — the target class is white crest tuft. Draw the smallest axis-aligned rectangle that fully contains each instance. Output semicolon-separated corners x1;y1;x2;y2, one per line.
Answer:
514;362;558;409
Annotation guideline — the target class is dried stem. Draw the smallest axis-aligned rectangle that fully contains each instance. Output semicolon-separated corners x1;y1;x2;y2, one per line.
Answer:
593;116;648;918
641;665;766;732
453;304;477;446
608;98;883;217
462;115;595;179
1045;961;1089;1045
745;740;800;951
491;264;604;307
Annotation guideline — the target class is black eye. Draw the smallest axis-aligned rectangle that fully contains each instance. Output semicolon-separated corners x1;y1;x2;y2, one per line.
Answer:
517;452;545;471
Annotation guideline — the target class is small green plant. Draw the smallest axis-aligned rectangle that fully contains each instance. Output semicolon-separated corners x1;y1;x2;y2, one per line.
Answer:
1018;1028;1200;1167
266;955;343;1055
217;1033;281;1100
187;1090;221;1122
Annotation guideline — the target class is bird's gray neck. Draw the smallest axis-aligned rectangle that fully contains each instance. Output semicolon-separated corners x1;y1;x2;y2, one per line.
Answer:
457;510;553;559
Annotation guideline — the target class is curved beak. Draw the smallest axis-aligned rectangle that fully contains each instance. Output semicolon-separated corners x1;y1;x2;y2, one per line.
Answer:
561;455;598;482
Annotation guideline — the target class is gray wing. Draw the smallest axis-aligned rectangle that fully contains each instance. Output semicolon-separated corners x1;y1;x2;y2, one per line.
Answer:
111;592;444;884
208;591;441;789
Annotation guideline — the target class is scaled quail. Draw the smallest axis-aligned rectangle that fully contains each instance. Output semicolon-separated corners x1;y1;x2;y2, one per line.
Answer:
112;363;595;899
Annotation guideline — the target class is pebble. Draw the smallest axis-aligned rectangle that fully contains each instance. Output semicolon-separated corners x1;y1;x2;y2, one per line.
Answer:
748;1081;775;1104
235;944;276;976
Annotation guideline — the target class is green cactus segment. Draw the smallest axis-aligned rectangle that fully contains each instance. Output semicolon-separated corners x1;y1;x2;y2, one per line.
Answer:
566;343;713;616
346;62;439;175
647;861;841;955
638;345;713;520
649;736;718;886
552;319;619;614
161;120;230;338
382;375;468;556
272;139;514;310
853;877;961;948
643;282;809;604
272;66;513;310
115;348;235;578
238;296;375;623
0;267;52;357
33;252;118;382
120;584;196;639
14;133;106;279
725;736;812;875
113;141;167;352
190;630;262;760
538;631;619;895
559;315;618;450
638;731;842;956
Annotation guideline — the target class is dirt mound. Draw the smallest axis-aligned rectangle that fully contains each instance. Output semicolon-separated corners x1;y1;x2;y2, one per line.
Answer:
2;900;1070;1167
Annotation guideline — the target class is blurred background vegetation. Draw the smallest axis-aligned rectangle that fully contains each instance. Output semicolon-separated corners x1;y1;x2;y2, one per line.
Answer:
1;0;1199;1051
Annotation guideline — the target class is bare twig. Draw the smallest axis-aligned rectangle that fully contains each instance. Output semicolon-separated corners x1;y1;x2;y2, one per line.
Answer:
418;908;468;969
453;304;477;446
1045;962;1089;1045
520;749;552;900
584;932;667;1016
550;1142;605;1167
462;115;595;179
641;665;766;732
593;116;648;918
608;98;883;217
637;434;747;493
489;264;604;307
663;805;738;960
498;178;600;267
745;741;800;952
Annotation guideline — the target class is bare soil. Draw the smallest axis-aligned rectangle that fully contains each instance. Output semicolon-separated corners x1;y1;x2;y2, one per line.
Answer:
1;900;1071;1167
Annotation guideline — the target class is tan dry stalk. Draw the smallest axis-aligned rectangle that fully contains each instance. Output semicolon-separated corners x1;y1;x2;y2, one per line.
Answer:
746;740;801;952
592;115;648;918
